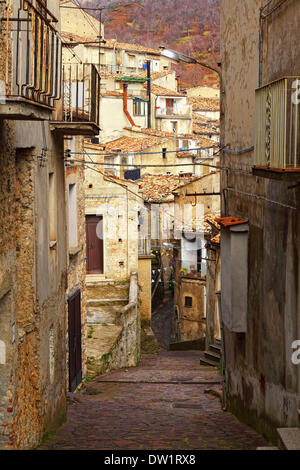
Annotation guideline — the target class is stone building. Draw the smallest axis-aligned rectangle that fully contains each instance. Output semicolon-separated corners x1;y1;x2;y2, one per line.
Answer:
0;0;100;448
172;173;220;344
220;0;300;442
84;162;142;377
0;0;67;449
64;136;88;392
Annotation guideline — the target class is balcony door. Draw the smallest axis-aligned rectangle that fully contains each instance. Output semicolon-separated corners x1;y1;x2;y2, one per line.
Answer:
166;98;174;115
86;215;104;274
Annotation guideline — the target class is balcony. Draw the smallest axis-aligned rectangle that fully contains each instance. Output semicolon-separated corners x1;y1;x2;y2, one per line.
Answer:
50;63;100;136
0;0;61;120
253;77;300;181
156;104;192;120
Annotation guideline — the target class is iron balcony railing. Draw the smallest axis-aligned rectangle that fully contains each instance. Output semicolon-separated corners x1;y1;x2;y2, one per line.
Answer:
62;64;100;125
1;0;61;108
254;77;300;169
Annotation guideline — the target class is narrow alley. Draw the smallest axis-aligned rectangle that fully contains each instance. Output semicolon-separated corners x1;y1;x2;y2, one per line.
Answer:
40;348;267;450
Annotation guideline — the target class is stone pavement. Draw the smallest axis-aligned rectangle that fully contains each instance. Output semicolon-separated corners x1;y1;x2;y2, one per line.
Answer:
40;350;268;450
151;292;174;349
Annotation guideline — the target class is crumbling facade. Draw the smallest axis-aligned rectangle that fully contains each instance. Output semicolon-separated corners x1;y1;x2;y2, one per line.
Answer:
221;0;300;442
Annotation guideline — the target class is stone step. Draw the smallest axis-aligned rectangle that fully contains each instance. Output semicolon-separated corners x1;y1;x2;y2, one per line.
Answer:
277;428;300;450
86;282;129;301
200;357;220;367
204;350;221;363
215;338;221;346
87;298;128;308
169;338;205;351
86;324;123;378
87;306;119;325
256;447;279;450
209;343;222;353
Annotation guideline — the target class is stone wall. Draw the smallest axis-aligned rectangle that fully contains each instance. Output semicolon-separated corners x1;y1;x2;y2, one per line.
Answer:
65;136;88;388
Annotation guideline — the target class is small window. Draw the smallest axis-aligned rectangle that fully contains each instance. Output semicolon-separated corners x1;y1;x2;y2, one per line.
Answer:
185;296;193;308
162;148;167;159
133;99;145;116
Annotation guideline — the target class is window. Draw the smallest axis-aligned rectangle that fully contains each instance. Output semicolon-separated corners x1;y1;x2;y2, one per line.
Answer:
104;156;116;176
133;99;146;116
68;184;78;249
162;148;167;159
49;172;57;245
185;296;193;308
197;249;202;273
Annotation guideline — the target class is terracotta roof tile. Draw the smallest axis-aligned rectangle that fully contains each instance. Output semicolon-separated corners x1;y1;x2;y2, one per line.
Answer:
61;32;161;55
149;84;186;97
104;136;164;153
187;97;220;112
138;174;197;202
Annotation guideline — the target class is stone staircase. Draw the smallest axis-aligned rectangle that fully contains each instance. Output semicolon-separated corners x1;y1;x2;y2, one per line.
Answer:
200;338;222;367
86;280;129;377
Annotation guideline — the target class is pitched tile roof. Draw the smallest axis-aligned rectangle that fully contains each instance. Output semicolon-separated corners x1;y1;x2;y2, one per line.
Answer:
149;84;187;97
124;126;199;141
138;174;197;202
187;97;220;112
104;136;165;153
61;32;161;55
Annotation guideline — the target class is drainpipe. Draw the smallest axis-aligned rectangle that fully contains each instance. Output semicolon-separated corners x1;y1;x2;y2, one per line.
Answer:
123;83;135;126
216;290;227;411
147;60;151;128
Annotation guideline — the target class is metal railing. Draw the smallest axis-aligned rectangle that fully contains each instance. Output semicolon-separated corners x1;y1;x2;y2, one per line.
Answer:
156;104;192;118
254;77;300;169
62;64;100;125
1;0;61;108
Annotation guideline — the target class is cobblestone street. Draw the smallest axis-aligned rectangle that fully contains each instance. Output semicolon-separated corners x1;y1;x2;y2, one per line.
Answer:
40;350;268;450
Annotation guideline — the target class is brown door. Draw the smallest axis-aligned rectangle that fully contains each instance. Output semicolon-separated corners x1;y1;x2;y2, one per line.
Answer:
68;290;82;392
86;215;104;274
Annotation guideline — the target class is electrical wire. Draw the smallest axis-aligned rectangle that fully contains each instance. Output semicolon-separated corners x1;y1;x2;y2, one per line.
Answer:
66;146;219;157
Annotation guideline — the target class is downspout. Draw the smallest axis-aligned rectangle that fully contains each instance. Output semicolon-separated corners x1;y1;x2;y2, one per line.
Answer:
147;60;151;128
123;83;135;127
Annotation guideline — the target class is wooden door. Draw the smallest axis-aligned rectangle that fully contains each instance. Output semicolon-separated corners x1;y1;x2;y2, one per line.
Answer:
68;290;82;392
86;215;104;274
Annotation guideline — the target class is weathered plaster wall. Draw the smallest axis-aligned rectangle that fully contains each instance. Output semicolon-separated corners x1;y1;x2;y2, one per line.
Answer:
221;0;300;441
85;170;140;281
65;136;88;386
138;256;152;324
0;120;17;449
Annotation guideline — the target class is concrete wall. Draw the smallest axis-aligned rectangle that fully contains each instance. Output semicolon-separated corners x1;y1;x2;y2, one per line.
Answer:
221;0;300;442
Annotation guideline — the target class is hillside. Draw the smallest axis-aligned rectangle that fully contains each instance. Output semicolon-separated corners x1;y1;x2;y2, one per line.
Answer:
80;0;220;89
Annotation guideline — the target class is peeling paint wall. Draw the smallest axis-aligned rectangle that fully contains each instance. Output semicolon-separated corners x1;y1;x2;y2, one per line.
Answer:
221;0;300;441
